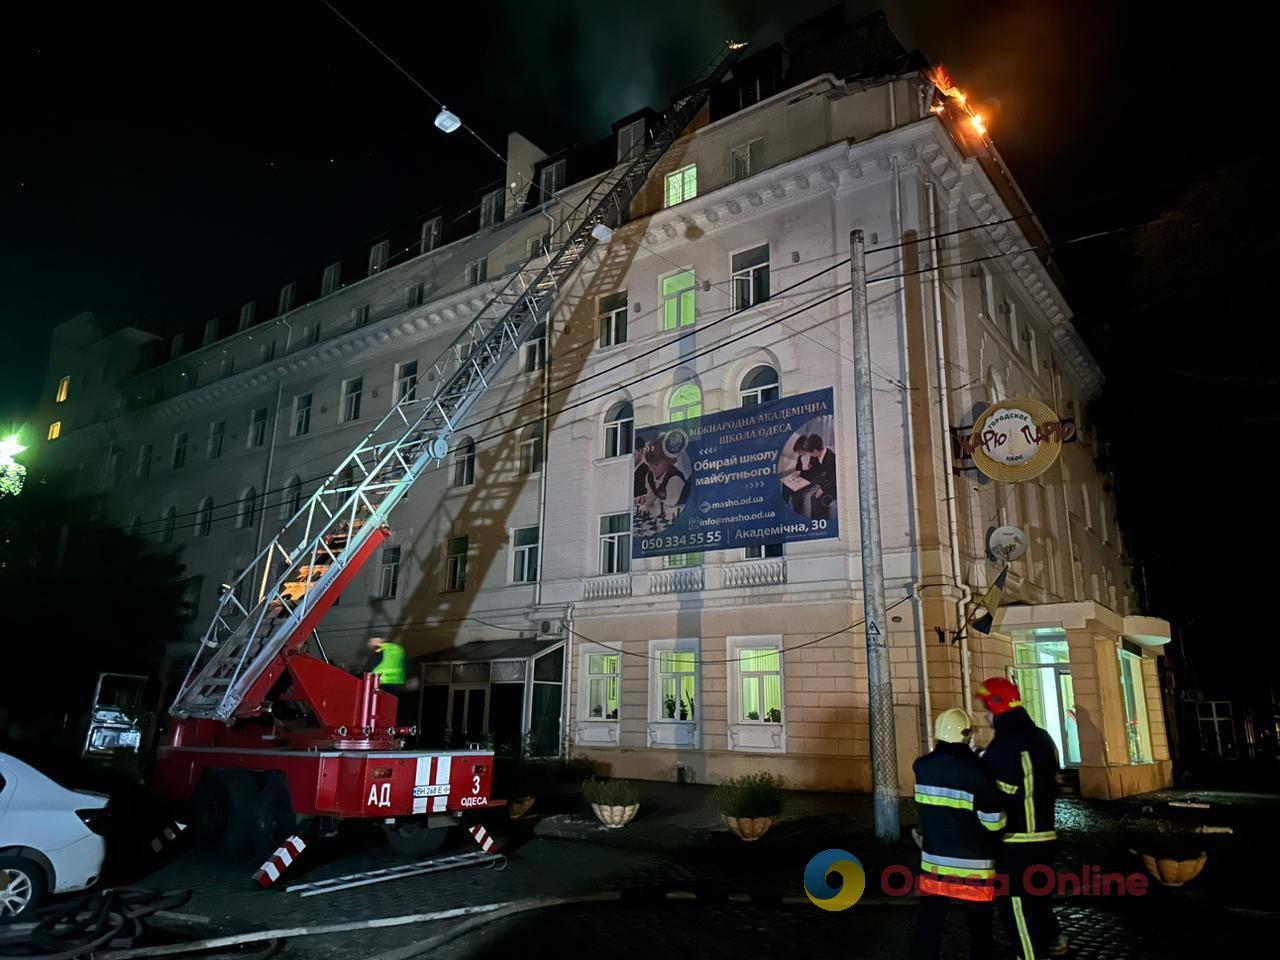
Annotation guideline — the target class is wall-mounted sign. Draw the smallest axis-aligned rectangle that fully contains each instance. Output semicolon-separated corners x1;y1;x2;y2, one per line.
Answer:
958;398;1068;482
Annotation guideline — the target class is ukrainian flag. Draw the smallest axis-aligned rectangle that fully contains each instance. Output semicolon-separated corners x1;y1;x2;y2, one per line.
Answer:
971;567;1008;635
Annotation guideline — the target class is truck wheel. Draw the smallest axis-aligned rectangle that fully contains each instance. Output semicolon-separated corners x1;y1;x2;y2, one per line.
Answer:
252;775;297;858
384;820;451;856
0;857;47;920
192;769;259;859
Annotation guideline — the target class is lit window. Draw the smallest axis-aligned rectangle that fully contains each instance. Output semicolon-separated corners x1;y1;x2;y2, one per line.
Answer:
203;317;220;346
479;188;505;227
451;437;476;488
368;240;390;274
195;498;213;537
585;653;620;719
321;262;341;296
523;324;547;373
511;525;540;583
656;650;696;721
378;546;401;598
420;216;442;253
663;164;697;207
47;421;62;441
236;487;257;530
292;394;312;436
445;536;468;591
598;291;628;347
465;257;488;286
661;270;696;331
395;361;418;403
281;476;302;521
538;159;566;200
737;647;782;723
739;365;779;407
340;378;363;423
599;513;631;574
136;443;153;480
238;301;257;331
207;420;225;459
277;282;296;315
55;376;71;403
731;245;770;309
161;507;176;544
518;424;543;475
248;407;268;447
1118;648;1152;763
603;401;634;459
668;383;702;422
617;118;645;162
172;432;188;470
730;138;764;181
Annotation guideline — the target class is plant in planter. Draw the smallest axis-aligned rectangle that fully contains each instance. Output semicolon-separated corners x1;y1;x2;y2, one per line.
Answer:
1123;812;1209;887
583;776;640;829
712;772;784;841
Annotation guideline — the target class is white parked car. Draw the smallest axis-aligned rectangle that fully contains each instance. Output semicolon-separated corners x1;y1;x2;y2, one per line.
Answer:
0;753;109;918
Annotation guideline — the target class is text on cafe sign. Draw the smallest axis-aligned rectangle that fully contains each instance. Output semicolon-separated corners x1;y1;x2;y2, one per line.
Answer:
959;398;1069;482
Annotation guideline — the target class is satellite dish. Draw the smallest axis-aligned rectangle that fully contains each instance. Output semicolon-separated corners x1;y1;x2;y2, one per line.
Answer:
987;525;1028;562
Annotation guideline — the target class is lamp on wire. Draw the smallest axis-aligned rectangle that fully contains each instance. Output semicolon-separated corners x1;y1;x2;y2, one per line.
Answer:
434;107;462;134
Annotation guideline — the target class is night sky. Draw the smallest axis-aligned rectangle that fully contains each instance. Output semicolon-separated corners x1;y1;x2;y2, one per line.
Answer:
3;3;1274;688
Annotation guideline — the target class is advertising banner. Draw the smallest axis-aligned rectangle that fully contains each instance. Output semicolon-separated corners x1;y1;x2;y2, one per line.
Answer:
632;387;839;559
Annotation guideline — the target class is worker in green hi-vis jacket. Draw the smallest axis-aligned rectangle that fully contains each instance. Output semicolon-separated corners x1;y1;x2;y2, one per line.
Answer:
365;636;406;694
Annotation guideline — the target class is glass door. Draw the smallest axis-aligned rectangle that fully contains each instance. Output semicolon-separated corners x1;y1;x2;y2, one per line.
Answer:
1011;630;1078;768
1057;668;1080;766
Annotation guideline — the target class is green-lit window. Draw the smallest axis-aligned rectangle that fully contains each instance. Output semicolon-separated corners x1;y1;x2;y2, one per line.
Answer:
664;165;697;207
658;650;696;721
739;647;781;723
662;271;696;331
1118;649;1152;764
586;654;620;720
668;383;702;422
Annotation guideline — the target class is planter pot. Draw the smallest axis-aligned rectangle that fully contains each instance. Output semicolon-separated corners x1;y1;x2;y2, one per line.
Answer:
510;796;536;820
725;816;774;842
1140;851;1207;887
591;802;639;829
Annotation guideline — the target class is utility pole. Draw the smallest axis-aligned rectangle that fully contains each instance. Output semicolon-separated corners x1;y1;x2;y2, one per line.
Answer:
850;228;900;843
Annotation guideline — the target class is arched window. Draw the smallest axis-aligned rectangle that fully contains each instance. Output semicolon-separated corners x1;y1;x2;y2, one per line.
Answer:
161;507;177;544
668;383;702;422
603;402;634;459
280;476;302;521
236;488;257;529
195;498;213;537
126;514;141;537
739;365;779;407
451;437;476;488
518;424;543;475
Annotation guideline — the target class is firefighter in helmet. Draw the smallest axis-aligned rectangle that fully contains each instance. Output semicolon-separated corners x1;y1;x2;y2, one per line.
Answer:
911;707;1006;960
976;676;1067;959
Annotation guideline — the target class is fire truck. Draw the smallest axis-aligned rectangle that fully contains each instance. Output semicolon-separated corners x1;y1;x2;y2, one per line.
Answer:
145;43;745;860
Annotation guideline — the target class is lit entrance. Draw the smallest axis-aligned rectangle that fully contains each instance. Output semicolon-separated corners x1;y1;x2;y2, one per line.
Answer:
1011;629;1080;766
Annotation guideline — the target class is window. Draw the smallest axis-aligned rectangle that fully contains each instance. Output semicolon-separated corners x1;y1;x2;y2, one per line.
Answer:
55;375;70;403
395;361;418;403
1011;630;1080;766
730;138;764;181
377;546;401;598
1118;648;1152;763
451;437;476;487
207;420;225;459
321;262;341;296
238;301;257;331
585;654;620;719
236;487;257;530
527;232;551;258
1004;298;1019;351
292;394;312;436
340;378;363;423
445;536;468;591
599;513;631;574
598;291;628;347
518;424;543;475
1080;483;1093;529
161;507;176;545
353;303;371;327
661;270;696;331
738;647;782;723
172;432;188;470
668;383;702;421
731;245;770;309
46;420;62;440
281;476;302;521
745;543;784;559
368;239;390;274
511;525;540;583
657;650;696;721
170;334;185;360
277;282;296;315
1028;327;1040;373
465;257;488;286
523;324;546;373
617;118;645;162
603;401;634;459
663;164;697;207
973;266;993;319
203;317;220;346
420;216;442;253
1100;501;1110;543
405;281;425;308
220;356;235;379
1197;701;1236;758
739;365;779;407
260;340;276;364
249;407;268;447
479;188;505;227
195;498;213;537
136;443;153;480
538;159;566;199
107;447;123;487
304;322;320;347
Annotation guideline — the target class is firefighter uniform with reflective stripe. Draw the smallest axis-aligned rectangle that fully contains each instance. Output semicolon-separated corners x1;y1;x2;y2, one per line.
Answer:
912;711;1006;960
980;698;1063;960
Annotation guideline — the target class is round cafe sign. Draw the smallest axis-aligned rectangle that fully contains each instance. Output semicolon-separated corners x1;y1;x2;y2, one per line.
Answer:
968;398;1065;482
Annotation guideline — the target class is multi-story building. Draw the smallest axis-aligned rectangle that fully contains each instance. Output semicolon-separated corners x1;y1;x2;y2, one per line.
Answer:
33;9;1172;799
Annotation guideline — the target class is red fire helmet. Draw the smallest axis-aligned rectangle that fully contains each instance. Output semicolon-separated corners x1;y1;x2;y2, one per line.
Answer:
976;676;1022;715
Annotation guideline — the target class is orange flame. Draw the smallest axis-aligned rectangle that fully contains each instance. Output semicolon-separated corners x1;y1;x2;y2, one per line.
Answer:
928;63;988;138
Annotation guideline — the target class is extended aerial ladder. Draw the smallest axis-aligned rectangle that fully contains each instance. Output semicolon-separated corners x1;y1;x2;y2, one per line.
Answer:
155;43;745;832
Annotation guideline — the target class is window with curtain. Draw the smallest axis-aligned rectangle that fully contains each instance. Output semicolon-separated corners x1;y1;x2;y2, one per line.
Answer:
738;647;782;723
661;271;696;331
656;650;696;721
585;653;620;720
663;164;697;207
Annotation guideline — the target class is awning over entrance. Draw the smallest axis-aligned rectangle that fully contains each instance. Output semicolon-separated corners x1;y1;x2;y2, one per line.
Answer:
416;637;559;663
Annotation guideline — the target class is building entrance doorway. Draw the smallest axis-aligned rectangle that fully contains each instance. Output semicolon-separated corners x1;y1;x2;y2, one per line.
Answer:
1011;629;1080;766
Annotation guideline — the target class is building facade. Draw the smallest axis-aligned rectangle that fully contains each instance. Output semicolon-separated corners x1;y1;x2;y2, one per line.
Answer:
33;10;1172;799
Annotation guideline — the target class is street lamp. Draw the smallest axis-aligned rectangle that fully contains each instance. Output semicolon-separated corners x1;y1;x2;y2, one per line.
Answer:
0;435;27;497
